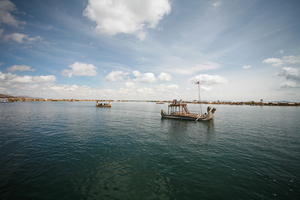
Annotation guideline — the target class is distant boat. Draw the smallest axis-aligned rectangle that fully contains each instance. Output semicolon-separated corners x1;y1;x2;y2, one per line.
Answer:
0;98;9;103
96;101;112;108
160;81;216;121
156;101;164;104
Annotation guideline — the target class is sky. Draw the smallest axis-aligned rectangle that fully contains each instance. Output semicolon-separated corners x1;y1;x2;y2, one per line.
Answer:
0;0;300;101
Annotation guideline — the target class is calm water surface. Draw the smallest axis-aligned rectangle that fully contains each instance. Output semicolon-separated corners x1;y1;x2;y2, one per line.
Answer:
0;102;299;200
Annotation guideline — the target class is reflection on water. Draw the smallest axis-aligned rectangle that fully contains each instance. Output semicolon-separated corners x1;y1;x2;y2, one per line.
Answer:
161;118;189;132
161;118;215;142
199;120;215;142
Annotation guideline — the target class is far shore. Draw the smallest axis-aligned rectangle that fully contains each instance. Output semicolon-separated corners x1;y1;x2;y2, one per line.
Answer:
1;97;300;106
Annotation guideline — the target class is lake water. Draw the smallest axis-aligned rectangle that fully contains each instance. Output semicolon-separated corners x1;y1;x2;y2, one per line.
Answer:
0;102;299;200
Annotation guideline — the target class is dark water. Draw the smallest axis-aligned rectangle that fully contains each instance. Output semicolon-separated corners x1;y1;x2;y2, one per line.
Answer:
0;102;299;200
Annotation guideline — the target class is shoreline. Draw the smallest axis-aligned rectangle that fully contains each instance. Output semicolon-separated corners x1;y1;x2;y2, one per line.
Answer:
1;97;300;106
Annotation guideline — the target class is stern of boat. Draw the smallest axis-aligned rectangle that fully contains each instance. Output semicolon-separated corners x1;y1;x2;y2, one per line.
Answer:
161;109;166;118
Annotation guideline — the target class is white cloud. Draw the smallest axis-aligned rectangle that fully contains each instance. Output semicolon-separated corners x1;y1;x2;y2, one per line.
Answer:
83;0;171;39
45;85;114;99
278;67;300;88
158;72;171;81
279;67;300;81
263;58;283;66
7;65;35;72
190;74;227;90
172;62;220;75
0;1;40;45
0;71;55;85
105;70;128;81
167;84;178;89
0;1;40;44
136;31;146;40
263;55;300;67
125;81;135;88
282;55;300;65
281;81;298;88
156;84;178;92
118;83;178;99
0;71;110;99
242;65;252;69
135;87;154;94
0;0;24;27
105;70;171;83
263;55;300;89
62;62;97;77
4;33;41;43
49;84;93;93
105;70;172;83
132;70;156;83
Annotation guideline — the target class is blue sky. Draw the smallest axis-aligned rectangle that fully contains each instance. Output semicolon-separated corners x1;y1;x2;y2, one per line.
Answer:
0;0;300;100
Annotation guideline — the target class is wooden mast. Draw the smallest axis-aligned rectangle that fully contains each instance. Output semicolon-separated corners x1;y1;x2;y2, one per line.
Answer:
196;81;202;115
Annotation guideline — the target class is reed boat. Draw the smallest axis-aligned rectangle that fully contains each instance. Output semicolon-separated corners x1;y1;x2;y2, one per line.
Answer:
0;98;9;103
96;101;112;108
161;100;216;121
161;80;216;121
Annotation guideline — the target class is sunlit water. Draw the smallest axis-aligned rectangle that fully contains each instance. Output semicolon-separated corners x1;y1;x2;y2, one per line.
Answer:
0;102;299;200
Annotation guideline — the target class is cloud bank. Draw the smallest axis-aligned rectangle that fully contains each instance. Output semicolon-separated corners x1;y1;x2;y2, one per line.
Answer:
0;71;179;100
0;72;56;94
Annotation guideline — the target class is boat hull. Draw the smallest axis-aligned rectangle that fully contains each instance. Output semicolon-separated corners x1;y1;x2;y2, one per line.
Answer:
96;104;111;108
161;114;199;121
161;110;213;121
